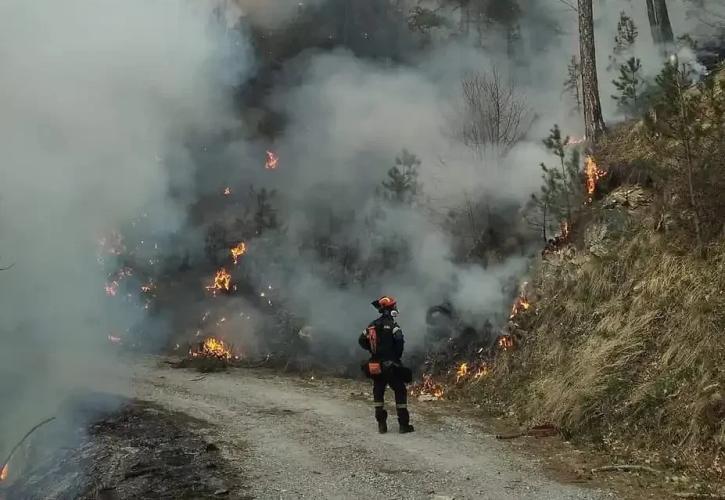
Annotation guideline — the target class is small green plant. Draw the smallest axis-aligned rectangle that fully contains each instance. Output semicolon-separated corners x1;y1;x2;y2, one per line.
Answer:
612;57;645;117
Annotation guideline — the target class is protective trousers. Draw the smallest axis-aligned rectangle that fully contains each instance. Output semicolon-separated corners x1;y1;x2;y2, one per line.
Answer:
372;371;409;426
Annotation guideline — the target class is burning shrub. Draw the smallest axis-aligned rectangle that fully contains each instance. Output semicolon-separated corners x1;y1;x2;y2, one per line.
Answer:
176;337;242;373
410;374;445;401
188;337;235;361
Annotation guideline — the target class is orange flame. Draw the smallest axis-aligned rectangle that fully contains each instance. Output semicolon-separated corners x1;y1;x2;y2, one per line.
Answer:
455;362;469;383
473;363;491;379
206;268;232;295
497;335;515;350
230;242;247;264
223;187;231;196
189;336;233;360
509;296;531;319
509;281;532;320
410;374;444;399
1;463;7;482
104;268;133;297
265;150;279;170
107;334;122;345
585;155;606;201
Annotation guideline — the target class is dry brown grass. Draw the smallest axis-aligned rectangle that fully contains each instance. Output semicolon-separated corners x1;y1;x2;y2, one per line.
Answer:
472;70;725;481
482;230;725;479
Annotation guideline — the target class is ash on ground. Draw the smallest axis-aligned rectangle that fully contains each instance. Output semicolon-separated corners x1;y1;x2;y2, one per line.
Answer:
1;400;248;500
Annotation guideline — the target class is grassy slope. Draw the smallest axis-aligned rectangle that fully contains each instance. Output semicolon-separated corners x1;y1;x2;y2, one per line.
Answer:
471;69;725;481
478;207;725;480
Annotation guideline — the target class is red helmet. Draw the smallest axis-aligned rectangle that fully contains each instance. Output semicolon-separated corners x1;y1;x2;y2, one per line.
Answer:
372;296;397;311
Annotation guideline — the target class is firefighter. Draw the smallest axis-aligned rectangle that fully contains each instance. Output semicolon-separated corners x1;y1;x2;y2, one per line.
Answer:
358;296;415;434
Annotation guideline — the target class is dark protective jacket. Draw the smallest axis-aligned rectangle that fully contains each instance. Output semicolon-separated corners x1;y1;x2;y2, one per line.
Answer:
358;313;404;363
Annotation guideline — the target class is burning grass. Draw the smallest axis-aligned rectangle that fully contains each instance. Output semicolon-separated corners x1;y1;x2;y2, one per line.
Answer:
175;337;242;372
482;227;725;481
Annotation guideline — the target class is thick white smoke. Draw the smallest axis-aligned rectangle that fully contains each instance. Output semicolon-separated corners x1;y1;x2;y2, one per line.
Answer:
0;0;249;467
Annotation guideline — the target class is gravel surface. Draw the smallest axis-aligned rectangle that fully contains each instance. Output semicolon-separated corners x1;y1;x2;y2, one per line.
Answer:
131;358;613;500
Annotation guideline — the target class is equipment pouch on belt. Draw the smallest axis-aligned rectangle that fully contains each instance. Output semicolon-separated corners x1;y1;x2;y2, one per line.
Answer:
368;362;382;375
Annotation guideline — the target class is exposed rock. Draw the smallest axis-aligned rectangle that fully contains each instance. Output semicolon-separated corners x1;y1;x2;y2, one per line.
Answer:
601;186;652;211
584;186;655;258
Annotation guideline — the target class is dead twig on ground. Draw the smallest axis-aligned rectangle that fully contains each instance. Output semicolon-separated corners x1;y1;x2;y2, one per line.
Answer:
590;464;663;475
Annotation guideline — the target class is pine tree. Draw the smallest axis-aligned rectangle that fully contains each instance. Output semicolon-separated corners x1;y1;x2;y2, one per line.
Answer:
645;61;703;251
525;166;557;242
612;57;644;116
542;125;571;221
608;12;639;71
526;125;584;241
380;149;421;205
563;55;582;113
614;13;638;54
578;0;607;142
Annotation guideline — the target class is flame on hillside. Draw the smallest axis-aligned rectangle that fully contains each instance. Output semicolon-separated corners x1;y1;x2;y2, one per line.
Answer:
455;361;491;383
206;268;231;295
230;242;247;264
104;267;133;297
509;281;531;320
585;155;606;202
497;335;515;350
473;363;491;379
265;150;279;170
410;374;444;400
223;187;231;196
1;463;8;482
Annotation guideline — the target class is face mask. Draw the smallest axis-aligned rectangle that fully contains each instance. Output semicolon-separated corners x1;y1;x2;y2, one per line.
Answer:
390;309;399;318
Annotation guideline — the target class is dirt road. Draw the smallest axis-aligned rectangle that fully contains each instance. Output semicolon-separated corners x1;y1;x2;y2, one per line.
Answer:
131;358;611;500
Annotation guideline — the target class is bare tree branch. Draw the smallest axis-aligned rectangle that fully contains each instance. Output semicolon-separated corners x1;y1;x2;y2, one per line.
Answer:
454;68;534;160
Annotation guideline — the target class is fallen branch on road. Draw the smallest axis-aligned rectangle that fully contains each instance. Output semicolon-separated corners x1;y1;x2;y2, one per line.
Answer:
496;424;560;439
590;464;662;475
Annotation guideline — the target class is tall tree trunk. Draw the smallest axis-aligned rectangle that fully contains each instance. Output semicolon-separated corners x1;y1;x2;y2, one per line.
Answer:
646;0;675;46
578;0;607;142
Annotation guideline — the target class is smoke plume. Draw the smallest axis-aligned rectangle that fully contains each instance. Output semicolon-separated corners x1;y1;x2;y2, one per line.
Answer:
0;0;248;474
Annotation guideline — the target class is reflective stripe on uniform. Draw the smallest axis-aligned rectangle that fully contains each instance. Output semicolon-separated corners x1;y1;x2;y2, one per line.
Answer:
374;401;384;408
392;326;401;334
396;404;407;409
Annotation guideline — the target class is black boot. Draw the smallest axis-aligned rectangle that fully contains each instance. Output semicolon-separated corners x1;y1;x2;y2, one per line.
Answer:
375;407;388;434
397;407;414;433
